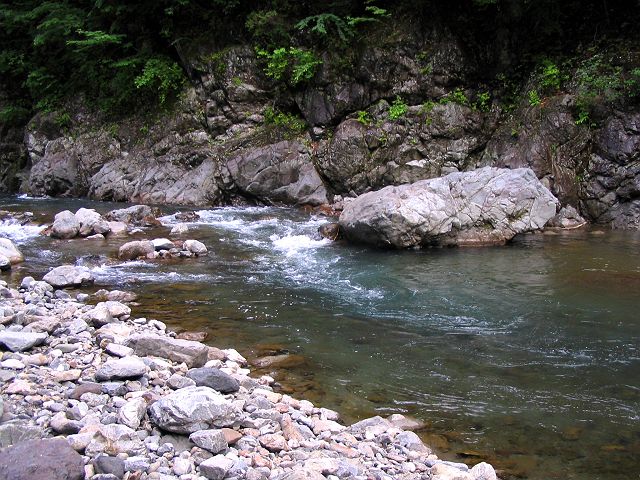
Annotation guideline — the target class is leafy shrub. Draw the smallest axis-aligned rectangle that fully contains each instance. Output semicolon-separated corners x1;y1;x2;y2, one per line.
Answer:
0;105;31;126
256;47;322;86
263;106;306;136
474;91;491;112
388;96;408;120
528;89;542;106
356;110;371;125
539;59;562;92
134;57;185;105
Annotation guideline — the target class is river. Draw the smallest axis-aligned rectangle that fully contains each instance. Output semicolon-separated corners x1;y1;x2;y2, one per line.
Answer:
1;195;639;479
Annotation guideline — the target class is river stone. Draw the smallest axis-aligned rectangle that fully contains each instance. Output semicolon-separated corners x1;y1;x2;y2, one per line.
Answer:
0;438;84;480
75;208;111;236
105;205;155;225
470;462;498;480
126;334;209;367
51;210;81;239
186;367;240;393
95;356;147;381
0;238;24;264
189;429;228;454
43;265;94;288
152;238;175;250
0;330;48;352
118;397;147;430
83;423;146;456
0;254;11;271
183;239;207;255
339;167;559;248
118;240;155;260
199;455;234;480
84;303;114;327
148;386;238;434
0;421;43;448
93;454;126;479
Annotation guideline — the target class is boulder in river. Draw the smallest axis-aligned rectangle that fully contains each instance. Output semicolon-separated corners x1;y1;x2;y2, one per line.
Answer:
0;238;24;264
105;205;159;225
43;265;94;288
75;208;111;236
339;167;559;248
118;240;155;260
51;210;80;239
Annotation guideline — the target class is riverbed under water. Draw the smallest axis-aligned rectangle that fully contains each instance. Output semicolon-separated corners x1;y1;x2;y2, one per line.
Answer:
1;196;639;480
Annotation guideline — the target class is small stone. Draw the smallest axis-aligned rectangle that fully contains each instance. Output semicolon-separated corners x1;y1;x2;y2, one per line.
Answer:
118;397;147;430
186;367;240;394
0;330;48;352
105;343;134;358
167;373;196;390
258;434;288;452
5;378;33;393
173;457;193;476
50;369;82;382
93;455;124;478
470;462;497;480
170;224;189;235
199;455;234;480
95;357;147;382
189;429;228;454
183;240;207;255
118;240;155;260
152;238;175;251
70;382;103;399
50;411;82;434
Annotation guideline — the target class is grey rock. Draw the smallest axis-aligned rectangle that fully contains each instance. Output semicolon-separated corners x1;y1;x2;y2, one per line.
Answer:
75;208;111;236
95;356;147;381
395;431;431;454
0;254;11;271
189;429;228;454
183;239;208;255
548;205;587;229
51;210;81;239
226;140;328;206
470;462;497;480
123;456;151;472
0;420;43;448
339;167;559;248
199;455;234;480
152;238;175;251
0;238;24;264
0;438;84;480
84;304;114;327
105;205;156;225
93;455;124;478
126;334;209;368
0;330;48;352
167;373;196;389
118;240;155;260
85;424;146;456
148;386;238;434
43;265;94;288
186;367;240;393
50;411;82;434
118;397;147;429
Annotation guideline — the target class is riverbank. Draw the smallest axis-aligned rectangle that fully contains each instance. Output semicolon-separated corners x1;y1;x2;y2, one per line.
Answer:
0;271;498;480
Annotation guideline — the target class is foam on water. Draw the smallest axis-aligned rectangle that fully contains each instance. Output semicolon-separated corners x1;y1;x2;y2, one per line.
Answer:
270;234;331;256
0;221;45;242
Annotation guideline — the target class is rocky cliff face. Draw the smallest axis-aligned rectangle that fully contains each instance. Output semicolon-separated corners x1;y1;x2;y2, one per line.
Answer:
4;21;639;229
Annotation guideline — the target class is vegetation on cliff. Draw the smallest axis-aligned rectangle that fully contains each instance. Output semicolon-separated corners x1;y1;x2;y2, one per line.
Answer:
1;0;639;127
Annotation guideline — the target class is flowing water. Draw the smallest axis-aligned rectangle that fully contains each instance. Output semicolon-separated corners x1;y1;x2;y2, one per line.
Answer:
1;195;639;479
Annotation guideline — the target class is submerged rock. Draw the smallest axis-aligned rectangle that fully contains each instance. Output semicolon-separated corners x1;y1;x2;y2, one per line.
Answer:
339;167;559;248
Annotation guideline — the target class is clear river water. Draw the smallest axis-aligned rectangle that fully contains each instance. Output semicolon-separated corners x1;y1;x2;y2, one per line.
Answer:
1;195;639;480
